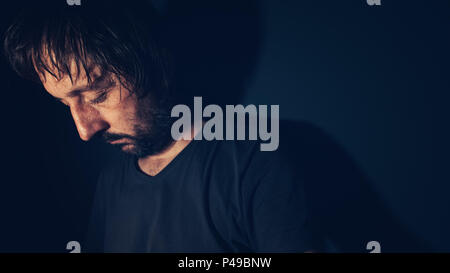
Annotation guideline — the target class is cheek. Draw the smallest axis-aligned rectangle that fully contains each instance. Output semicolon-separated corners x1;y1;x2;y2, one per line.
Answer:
102;94;141;130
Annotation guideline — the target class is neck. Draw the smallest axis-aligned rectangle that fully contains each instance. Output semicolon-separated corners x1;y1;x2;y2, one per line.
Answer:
137;123;199;176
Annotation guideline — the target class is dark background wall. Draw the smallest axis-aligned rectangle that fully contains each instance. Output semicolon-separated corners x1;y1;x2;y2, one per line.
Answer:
0;0;448;252
242;0;450;251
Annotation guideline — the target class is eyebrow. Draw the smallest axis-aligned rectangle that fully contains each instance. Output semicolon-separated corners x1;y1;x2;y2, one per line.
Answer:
53;73;113;101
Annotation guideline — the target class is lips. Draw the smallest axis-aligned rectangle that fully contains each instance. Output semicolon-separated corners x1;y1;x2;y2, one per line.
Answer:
109;139;128;145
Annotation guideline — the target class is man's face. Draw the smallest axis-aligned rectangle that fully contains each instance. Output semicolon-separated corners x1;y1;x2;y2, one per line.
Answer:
40;62;174;157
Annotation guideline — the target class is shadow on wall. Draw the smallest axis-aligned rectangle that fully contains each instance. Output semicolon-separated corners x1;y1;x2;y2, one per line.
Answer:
280;120;432;252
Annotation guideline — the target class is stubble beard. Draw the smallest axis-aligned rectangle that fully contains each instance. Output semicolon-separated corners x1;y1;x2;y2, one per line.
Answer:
104;94;175;158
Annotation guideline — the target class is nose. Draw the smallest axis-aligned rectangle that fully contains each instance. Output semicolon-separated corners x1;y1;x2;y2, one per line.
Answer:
69;103;109;141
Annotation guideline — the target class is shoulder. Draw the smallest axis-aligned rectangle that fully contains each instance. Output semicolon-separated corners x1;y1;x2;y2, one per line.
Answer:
196;138;292;185
194;138;274;167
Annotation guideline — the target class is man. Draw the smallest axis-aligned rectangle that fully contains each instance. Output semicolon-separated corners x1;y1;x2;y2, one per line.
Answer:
3;0;316;252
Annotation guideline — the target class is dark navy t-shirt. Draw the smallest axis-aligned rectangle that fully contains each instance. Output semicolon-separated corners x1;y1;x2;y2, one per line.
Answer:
85;139;314;252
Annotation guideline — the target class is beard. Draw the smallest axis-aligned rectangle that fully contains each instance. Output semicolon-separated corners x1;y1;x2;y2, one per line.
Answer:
101;94;175;158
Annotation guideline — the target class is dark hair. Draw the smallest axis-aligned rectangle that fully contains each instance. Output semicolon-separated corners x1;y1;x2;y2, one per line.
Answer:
3;0;172;99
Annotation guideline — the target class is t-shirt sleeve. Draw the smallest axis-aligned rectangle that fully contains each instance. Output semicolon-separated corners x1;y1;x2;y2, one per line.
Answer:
242;147;316;252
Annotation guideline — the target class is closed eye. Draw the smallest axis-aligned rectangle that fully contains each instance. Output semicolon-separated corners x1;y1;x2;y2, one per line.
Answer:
89;90;109;104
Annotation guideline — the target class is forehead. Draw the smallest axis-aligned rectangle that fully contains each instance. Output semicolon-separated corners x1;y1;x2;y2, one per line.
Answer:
39;58;103;97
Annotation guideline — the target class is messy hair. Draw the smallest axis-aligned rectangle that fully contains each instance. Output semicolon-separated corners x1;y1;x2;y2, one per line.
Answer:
3;0;172;99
